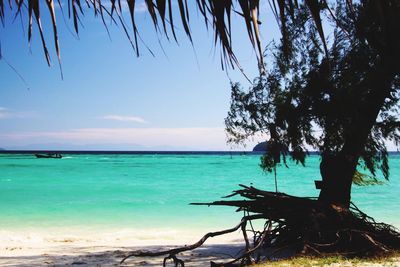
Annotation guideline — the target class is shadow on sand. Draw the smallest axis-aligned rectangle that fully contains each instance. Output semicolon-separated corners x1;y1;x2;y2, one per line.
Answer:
0;243;249;267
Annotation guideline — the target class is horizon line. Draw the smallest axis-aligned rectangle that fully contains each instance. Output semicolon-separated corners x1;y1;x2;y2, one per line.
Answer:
1;150;398;155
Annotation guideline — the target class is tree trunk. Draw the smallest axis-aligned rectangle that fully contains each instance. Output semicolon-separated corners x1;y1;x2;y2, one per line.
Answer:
318;69;393;208
318;153;356;208
318;58;397;209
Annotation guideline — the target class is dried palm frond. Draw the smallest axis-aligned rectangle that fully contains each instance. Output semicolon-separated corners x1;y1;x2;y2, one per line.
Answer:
0;0;338;74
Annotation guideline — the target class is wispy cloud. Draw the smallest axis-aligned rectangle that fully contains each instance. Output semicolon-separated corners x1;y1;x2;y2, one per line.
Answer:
134;1;148;13
100;115;148;124
0;108;12;119
99;0;147;14
0;127;236;150
0;107;38;119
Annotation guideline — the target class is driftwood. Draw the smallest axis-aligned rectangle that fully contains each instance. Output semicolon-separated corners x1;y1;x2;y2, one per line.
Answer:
120;214;265;265
121;184;400;266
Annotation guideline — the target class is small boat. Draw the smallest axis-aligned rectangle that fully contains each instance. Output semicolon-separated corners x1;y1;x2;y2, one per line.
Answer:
35;153;62;159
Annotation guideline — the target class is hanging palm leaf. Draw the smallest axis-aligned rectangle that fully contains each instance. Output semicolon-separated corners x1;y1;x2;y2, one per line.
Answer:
1;0;381;74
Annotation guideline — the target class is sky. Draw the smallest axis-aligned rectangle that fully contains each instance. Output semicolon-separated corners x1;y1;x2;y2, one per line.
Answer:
0;1;282;151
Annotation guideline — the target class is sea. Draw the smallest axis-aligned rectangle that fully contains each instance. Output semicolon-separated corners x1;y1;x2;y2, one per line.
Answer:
0;152;399;246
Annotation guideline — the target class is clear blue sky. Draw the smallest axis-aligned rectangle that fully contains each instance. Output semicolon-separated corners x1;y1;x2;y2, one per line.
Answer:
0;2;279;150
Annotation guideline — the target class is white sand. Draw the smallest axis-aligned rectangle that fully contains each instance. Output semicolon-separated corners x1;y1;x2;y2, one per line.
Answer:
0;227;246;266
3;228;399;266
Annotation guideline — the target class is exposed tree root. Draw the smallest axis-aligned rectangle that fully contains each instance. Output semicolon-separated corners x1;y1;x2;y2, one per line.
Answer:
120;214;265;265
120;185;400;266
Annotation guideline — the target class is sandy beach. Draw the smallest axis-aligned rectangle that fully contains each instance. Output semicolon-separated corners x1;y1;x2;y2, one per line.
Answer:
0;243;247;267
0;228;246;266
2;232;399;267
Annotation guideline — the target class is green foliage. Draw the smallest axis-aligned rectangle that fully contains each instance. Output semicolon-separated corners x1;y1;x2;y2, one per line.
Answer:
225;1;400;181
352;171;384;186
253;252;400;267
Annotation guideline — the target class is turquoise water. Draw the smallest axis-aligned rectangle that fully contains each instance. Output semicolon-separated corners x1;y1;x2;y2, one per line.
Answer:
0;153;399;233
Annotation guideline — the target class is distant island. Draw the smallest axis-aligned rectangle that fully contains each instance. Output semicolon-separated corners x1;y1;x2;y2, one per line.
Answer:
252;142;267;152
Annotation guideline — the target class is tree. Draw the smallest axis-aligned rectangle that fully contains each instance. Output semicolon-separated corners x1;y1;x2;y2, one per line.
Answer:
226;0;400;209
